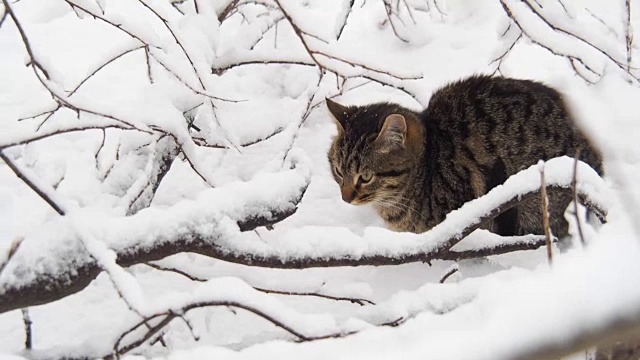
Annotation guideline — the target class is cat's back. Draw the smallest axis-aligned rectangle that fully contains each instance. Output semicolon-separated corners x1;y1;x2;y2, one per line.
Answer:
424;75;563;124
421;75;600;174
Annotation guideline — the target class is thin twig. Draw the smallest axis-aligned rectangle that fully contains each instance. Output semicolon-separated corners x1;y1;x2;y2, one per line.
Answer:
194;127;284;149
499;2;603;84
218;0;240;22
519;0;638;81
0;237;23;276
0;124;134;150
439;266;459;284
335;0;355;40
274;0;325;76
0;150;66;215
68;45;145;96
572;149;585;246
2;0;49;79
22;308;32;350
144;263;376;306
382;0;409;42
110;299;356;359
539;162;553;264
625;0;633;73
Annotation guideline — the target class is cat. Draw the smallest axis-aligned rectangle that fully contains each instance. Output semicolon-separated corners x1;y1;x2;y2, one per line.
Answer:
326;75;602;237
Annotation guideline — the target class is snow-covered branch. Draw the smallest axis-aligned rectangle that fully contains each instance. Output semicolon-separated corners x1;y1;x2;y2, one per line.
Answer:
0;167;310;314
0;157;608;315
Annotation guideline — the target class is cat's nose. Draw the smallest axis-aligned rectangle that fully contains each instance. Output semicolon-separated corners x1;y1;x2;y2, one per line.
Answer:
341;186;356;203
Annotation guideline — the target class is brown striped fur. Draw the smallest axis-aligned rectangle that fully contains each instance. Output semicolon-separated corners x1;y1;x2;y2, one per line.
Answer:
327;75;602;236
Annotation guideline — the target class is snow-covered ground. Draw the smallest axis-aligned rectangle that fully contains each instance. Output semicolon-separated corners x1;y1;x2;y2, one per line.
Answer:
1;0;640;359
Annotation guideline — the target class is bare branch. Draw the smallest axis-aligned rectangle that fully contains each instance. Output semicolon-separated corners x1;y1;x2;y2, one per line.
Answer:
194;127;284;149
2;0;49;79
0;150;66;215
499;1;603;84
0;124;135;150
144;263;376;306
68;45;145;96
335;0;355;40
501;0;639;83
109;298;351;359
382;0;409;43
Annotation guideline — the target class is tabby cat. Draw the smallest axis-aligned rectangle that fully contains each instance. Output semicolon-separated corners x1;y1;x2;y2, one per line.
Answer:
327;75;602;237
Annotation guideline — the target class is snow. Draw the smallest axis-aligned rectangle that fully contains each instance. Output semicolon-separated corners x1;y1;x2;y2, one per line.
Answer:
1;0;640;359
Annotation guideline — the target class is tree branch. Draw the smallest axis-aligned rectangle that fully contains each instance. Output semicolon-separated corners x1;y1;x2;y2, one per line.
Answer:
0;158;607;315
0;150;66;215
0;169;310;314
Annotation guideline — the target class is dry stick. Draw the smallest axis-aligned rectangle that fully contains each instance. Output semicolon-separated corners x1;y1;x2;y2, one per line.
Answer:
539;163;553;264
0;150;66;215
144;262;376;306
21;308;32;350
572;149;586;246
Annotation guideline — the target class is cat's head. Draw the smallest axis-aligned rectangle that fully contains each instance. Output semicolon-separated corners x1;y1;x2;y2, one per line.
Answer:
326;99;424;205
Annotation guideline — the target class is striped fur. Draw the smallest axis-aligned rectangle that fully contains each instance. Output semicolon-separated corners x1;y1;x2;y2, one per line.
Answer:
327;75;602;236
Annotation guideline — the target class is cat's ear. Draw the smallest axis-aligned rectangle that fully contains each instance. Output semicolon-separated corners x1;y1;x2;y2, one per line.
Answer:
374;114;407;151
326;98;351;131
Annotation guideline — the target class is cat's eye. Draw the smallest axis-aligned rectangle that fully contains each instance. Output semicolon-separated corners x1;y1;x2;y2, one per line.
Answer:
360;171;373;184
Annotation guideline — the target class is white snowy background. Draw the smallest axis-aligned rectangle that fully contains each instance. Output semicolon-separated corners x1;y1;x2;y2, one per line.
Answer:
1;0;640;359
